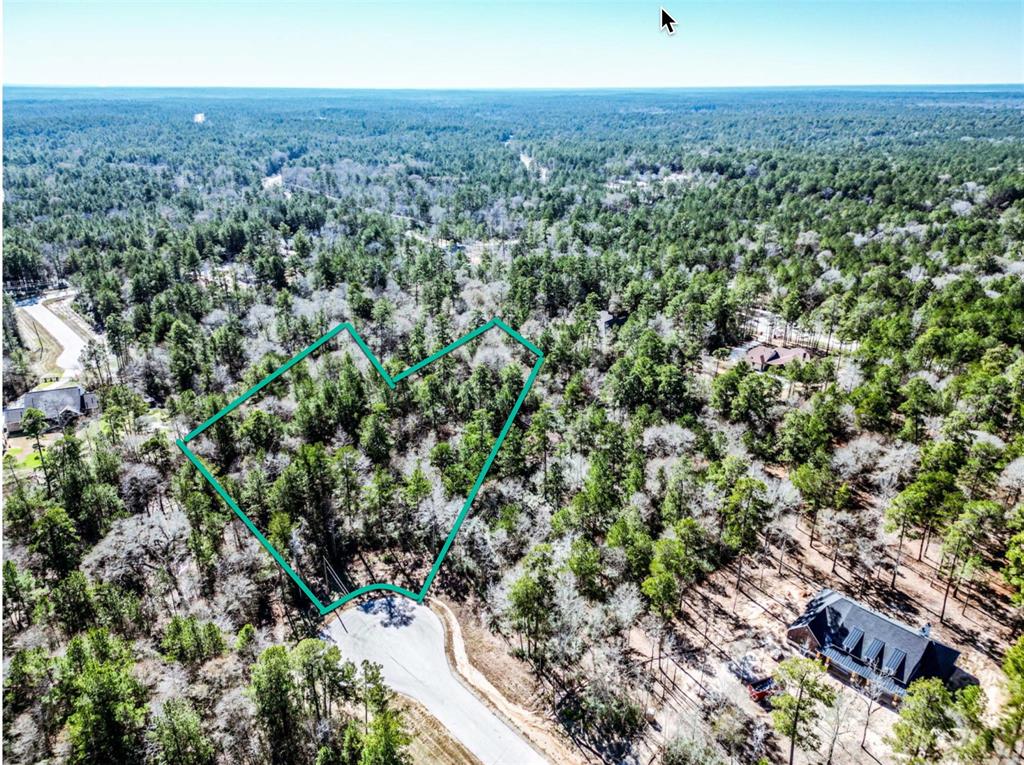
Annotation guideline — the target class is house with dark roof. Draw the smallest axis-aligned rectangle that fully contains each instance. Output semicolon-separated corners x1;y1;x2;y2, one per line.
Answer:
745;344;813;372
787;589;960;703
3;385;100;434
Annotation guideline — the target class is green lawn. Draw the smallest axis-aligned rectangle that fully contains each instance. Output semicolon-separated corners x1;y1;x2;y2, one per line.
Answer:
4;444;42;470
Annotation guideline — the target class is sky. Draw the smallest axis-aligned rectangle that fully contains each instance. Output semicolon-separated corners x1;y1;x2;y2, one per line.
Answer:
3;1;1022;89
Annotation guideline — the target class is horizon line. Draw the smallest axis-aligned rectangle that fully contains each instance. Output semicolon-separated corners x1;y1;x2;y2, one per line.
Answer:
5;81;1023;92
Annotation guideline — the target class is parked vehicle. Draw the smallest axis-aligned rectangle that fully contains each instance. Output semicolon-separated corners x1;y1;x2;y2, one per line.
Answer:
747;677;779;703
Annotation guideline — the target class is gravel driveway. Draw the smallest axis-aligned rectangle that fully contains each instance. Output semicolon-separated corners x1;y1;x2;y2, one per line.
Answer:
325;597;549;765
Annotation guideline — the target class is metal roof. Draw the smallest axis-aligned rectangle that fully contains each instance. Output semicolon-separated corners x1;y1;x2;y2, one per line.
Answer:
5;386;86;420
820;645;903;697
841;626;863;653
789;588;960;691
863;637;885;666
884;647;908;676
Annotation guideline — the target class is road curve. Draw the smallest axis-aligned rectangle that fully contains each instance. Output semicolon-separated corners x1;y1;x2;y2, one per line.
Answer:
21;297;86;379
324;597;549;765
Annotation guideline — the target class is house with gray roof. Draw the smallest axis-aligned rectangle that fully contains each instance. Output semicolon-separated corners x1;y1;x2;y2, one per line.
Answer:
3;385;100;434
787;589;960;704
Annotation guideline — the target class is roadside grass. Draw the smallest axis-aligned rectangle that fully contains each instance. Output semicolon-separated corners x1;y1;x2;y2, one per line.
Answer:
16;311;64;381
400;695;482;765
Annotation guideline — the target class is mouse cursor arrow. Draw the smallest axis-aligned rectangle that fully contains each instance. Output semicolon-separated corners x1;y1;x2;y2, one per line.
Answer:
660;7;677;35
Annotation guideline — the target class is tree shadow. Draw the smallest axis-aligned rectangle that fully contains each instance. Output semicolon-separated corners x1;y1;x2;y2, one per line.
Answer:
359;595;416;628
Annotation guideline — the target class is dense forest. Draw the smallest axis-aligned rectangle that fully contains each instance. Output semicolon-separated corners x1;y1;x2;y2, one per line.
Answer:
3;86;1024;765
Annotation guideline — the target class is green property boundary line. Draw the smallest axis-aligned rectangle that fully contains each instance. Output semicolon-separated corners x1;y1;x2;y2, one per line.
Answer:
176;317;543;615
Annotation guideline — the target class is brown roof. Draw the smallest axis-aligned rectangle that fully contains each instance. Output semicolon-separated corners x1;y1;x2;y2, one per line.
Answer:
745;345;812;369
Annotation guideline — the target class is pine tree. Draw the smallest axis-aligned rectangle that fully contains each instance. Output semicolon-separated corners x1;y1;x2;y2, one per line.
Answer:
887;677;955;763
250;645;303;765
770;657;836;765
31;505;82;576
21;407;52;496
359;405;393;465
998;637;1024;760
360;706;411;765
60;629;148;765
151;699;215;765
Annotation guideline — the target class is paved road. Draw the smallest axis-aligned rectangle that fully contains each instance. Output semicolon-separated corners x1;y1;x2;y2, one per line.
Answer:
21;297;86;379
325;597;548;765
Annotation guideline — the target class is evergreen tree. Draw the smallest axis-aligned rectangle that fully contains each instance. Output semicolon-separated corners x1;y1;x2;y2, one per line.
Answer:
770;657;836;765
31;505;82;576
58;629;148;765
360;706;411;765
887;677;956;764
250;645;303;765
21;407;52;495
359;405;393;465
150;699;216;765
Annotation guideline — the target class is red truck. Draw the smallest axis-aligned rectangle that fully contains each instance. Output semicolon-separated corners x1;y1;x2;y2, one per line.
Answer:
747;677;779;703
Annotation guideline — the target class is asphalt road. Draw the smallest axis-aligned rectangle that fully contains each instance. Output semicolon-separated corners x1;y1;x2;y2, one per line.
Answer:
21;297;86;379
325;597;549;765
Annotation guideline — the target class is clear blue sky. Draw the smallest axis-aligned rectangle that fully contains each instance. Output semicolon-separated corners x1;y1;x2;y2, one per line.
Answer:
4;1;1022;88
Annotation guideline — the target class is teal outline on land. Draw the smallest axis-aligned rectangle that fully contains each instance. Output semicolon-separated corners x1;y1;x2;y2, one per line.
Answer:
176;318;544;615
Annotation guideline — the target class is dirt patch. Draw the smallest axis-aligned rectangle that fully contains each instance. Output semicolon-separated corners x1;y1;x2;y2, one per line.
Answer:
434;597;538;708
400;694;482;765
429;597;588;765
